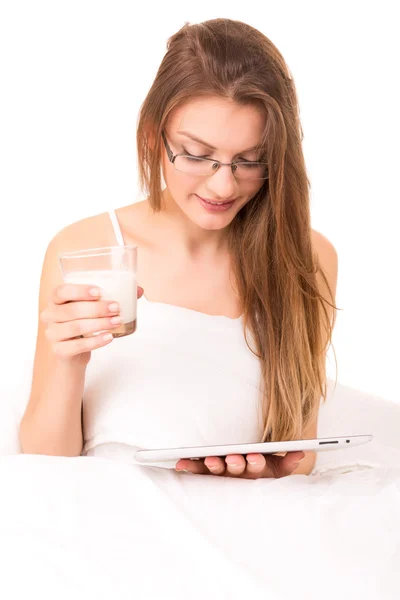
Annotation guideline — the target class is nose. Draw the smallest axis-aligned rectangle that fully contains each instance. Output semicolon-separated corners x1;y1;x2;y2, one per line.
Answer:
204;164;238;200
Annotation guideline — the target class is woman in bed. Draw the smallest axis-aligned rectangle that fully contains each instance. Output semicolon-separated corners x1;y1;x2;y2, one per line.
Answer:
19;17;338;479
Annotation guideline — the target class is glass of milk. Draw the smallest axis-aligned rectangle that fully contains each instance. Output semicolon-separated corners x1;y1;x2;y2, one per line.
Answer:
59;246;137;338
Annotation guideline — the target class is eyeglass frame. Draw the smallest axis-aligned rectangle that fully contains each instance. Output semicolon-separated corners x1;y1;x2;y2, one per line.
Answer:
161;130;269;180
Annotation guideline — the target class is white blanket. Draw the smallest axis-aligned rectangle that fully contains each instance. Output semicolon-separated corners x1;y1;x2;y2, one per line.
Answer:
0;454;399;600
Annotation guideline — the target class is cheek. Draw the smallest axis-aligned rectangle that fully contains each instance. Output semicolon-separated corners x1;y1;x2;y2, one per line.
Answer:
163;161;197;198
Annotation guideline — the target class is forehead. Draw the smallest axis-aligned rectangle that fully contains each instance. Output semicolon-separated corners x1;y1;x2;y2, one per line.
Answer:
166;96;265;150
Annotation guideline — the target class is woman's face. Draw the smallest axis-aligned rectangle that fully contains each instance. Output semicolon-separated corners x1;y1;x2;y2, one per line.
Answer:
161;96;266;231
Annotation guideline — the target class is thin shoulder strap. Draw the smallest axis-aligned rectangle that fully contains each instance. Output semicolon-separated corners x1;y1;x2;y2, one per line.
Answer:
108;209;125;246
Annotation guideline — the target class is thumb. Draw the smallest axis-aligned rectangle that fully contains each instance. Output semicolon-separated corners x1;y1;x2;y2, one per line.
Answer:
274;451;305;478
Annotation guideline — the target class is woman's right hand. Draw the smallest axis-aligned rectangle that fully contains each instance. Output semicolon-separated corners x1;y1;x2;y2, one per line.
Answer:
40;283;144;362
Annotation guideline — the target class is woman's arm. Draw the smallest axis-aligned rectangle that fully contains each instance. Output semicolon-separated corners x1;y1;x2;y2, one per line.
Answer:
292;419;317;476
19;232;88;456
294;230;339;476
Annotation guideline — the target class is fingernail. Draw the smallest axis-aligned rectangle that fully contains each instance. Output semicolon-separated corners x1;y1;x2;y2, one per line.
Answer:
209;465;218;471
108;302;119;312
176;469;189;473
90;288;101;297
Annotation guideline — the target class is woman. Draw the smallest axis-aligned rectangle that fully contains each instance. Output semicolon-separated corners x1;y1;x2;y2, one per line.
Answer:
19;18;338;479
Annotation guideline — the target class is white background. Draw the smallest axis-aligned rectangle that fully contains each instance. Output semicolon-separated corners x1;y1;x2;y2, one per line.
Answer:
0;0;399;408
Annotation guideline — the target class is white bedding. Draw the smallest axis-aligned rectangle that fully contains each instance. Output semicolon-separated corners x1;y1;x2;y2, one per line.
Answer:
0;453;399;600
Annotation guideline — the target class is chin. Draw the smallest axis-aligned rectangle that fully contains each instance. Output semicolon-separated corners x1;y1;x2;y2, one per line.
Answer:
189;210;236;230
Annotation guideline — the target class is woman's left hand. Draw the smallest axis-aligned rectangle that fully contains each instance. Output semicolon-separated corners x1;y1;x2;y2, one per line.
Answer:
175;451;305;479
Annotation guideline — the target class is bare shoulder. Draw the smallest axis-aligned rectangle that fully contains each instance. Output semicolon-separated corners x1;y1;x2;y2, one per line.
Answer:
311;228;338;262
310;227;339;352
47;200;150;258
311;228;339;299
49;211;117;254
44;199;153;280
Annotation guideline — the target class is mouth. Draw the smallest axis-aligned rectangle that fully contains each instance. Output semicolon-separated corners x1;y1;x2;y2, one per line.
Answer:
195;194;237;212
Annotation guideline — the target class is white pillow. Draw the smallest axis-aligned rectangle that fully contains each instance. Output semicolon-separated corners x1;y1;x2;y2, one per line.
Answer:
314;378;400;473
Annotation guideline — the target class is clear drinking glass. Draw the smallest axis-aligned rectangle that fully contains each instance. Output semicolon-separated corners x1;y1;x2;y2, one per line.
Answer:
59;246;137;338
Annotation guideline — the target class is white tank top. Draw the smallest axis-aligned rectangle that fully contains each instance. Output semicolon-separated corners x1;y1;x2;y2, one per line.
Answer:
82;210;264;467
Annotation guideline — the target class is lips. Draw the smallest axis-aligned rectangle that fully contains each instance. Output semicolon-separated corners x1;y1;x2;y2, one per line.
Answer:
196;195;237;205
196;194;237;213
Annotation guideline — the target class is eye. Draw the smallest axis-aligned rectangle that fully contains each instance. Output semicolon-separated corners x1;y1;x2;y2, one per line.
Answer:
182;147;210;159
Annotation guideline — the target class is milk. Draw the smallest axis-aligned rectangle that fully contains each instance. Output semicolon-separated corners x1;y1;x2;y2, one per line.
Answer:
64;269;137;336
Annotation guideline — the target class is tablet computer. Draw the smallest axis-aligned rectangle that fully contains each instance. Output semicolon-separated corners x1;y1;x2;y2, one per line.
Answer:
134;434;373;464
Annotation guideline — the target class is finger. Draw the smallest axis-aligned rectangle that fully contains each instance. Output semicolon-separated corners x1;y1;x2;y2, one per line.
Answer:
281;451;305;474
41;300;120;324
203;456;226;475
52;331;114;359
137;286;144;299
245;453;267;476
45;316;122;342
224;454;247;477
268;451;305;479
175;458;210;475
52;284;102;305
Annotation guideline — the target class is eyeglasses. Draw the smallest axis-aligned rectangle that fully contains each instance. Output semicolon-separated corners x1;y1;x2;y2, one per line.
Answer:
161;131;269;180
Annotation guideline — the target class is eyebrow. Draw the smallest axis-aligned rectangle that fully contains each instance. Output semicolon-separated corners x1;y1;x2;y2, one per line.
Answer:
176;129;261;154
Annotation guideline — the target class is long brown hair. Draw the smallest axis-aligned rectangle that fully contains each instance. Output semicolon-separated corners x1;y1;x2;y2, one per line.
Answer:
136;18;338;442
